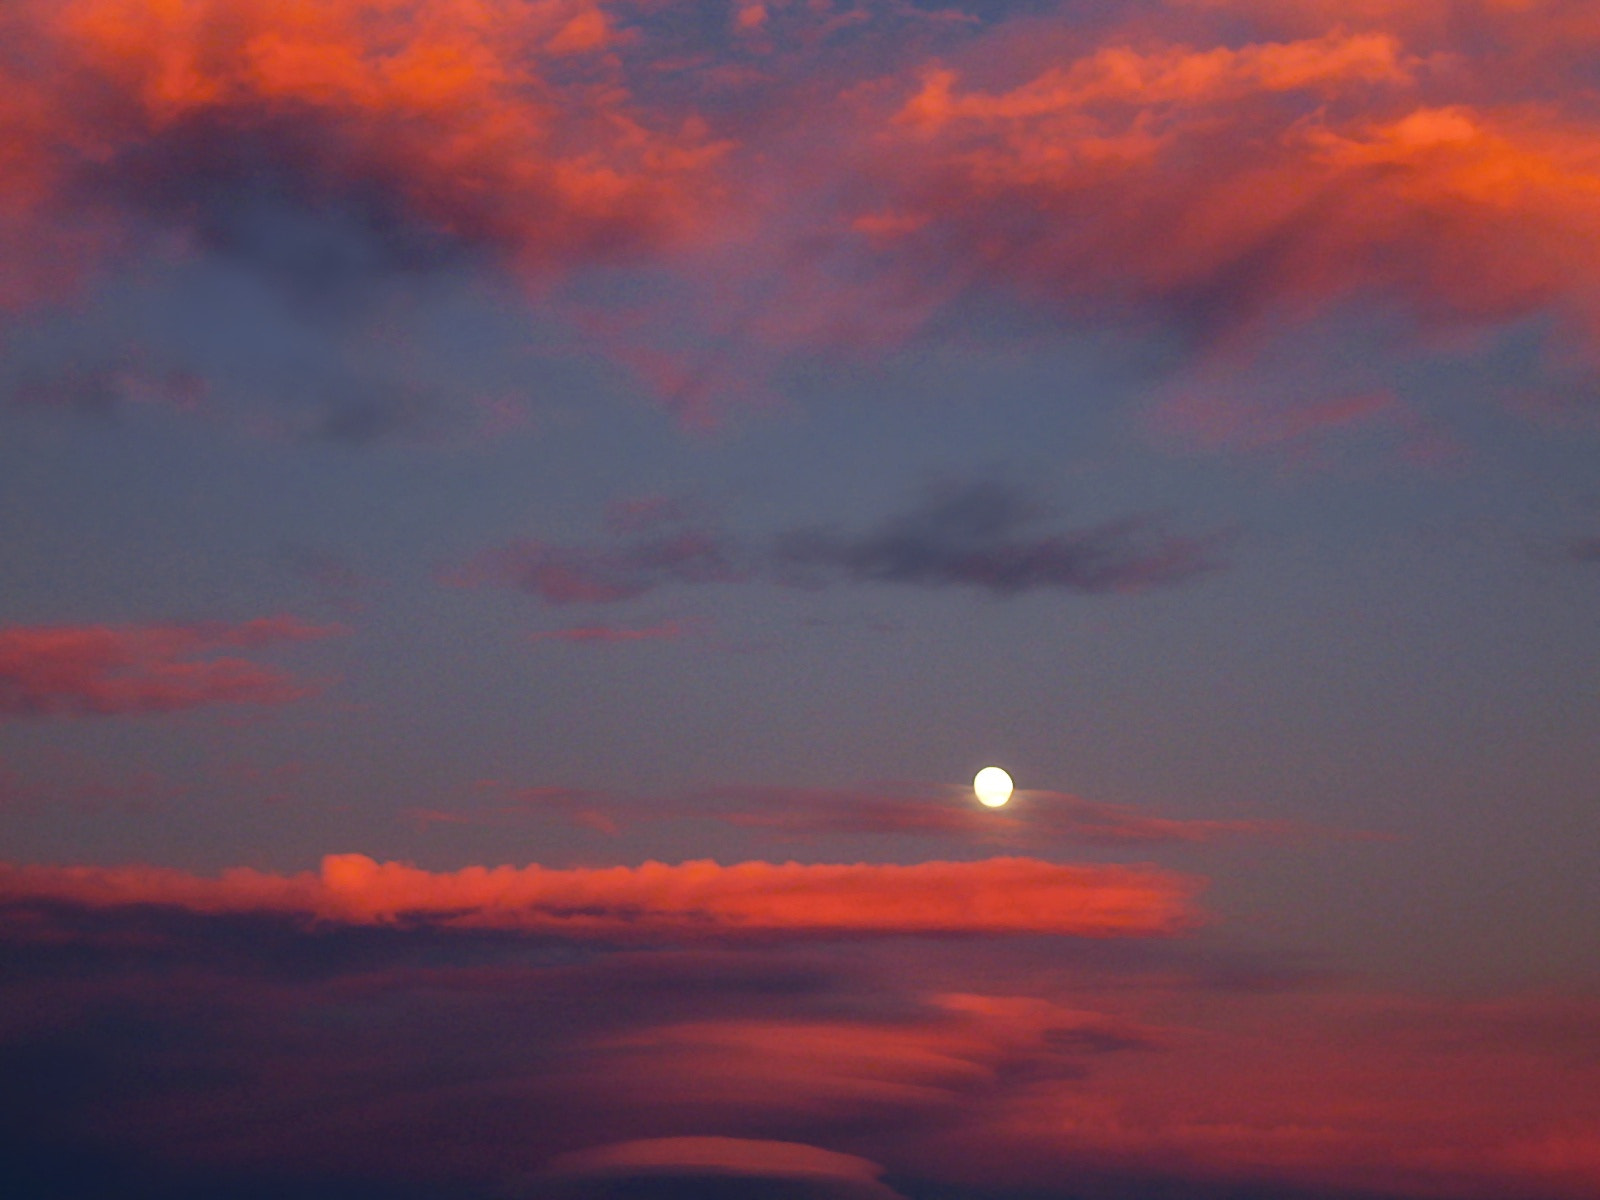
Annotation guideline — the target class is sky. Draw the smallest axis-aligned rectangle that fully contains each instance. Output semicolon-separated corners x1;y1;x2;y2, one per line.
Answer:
1;0;1599;1197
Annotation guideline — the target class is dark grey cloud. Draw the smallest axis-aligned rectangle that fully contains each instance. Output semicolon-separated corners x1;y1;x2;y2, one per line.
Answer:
75;108;473;310
457;483;1222;606
773;482;1220;595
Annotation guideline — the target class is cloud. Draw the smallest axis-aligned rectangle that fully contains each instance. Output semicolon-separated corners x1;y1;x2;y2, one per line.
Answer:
455;482;1221;607
0;0;727;307
772;481;1223;595
0;616;343;718
855;7;1600;370
0;854;1199;940
2;892;1597;1200
451;499;739;605
540;1136;906;1199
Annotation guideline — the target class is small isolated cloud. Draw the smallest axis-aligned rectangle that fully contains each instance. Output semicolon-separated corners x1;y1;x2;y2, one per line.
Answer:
541;1136;905;1199
772;482;1223;595
0;616;344;718
0;854;1200;940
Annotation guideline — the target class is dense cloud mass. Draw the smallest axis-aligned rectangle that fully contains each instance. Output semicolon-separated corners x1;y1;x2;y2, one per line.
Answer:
0;0;726;306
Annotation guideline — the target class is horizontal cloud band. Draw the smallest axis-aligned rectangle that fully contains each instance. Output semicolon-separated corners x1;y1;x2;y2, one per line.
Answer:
0;854;1199;939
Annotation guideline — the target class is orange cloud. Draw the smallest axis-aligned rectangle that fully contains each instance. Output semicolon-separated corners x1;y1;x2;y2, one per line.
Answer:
864;13;1600;359
0;854;1200;939
0;0;727;305
0;616;342;717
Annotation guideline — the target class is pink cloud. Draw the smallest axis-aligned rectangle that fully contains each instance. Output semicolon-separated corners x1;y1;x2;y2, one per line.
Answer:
0;616;344;718
0;853;1201;939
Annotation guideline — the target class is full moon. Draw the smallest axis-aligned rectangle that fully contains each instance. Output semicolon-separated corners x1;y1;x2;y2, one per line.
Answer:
973;767;1014;808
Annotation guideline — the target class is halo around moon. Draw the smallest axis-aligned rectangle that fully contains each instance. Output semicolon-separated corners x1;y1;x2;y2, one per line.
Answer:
973;767;1014;808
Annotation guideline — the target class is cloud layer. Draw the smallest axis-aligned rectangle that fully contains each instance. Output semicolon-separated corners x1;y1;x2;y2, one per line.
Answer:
3;893;1596;1200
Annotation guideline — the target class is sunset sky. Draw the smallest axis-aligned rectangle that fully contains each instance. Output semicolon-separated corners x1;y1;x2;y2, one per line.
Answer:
2;1;1599;1197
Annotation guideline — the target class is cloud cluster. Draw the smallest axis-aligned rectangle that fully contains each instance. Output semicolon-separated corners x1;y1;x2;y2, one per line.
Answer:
0;616;342;717
0;853;1199;939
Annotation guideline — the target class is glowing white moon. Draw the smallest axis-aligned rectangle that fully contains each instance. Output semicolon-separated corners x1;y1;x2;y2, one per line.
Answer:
973;767;1014;808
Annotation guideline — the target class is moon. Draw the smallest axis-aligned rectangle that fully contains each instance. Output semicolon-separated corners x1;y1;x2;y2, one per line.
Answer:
973;766;1014;808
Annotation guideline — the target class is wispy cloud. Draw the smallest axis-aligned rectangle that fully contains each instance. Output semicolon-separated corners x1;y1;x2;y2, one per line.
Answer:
0;617;343;718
